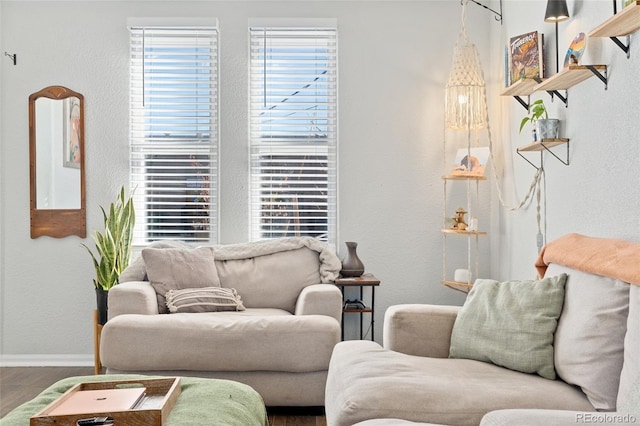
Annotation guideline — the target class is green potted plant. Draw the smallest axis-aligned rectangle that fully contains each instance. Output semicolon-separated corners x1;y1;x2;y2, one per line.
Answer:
83;186;135;325
519;99;559;140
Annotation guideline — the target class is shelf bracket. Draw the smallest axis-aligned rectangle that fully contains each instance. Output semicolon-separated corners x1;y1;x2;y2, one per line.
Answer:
540;140;570;166
516;149;542;170
465;0;502;23
586;65;608;89
513;95;529;111
609;36;631;58
547;90;568;107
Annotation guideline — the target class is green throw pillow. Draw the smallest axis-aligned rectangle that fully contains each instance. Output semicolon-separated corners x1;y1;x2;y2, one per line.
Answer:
449;274;567;380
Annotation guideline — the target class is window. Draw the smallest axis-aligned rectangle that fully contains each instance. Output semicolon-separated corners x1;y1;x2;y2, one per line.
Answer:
129;25;218;244
249;26;338;245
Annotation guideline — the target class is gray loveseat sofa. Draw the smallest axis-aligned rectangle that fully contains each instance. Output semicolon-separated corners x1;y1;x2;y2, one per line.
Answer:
325;234;640;425
100;237;343;406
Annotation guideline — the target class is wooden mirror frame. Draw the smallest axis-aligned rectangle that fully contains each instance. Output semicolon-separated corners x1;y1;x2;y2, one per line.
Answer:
29;86;86;238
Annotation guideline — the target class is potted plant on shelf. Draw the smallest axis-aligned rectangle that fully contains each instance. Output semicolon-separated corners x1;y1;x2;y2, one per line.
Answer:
519;99;559;141
82;186;135;325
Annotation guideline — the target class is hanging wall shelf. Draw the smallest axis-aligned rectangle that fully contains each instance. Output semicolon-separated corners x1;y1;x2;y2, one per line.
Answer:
589;0;640;58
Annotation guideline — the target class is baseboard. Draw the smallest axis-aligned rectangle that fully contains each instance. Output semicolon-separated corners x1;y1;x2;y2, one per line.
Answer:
0;354;94;367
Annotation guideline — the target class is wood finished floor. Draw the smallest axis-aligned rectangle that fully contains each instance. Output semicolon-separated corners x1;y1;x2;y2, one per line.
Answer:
0;367;326;425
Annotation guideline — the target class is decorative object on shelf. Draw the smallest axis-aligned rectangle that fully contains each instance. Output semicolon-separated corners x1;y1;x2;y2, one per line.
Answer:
545;0;571;74
519;99;560;140
454;268;471;283
451;147;490;177
468;217;479;231
563;32;586;68
340;241;365;277
508;30;544;86
82;186;135;325
452;208;469;231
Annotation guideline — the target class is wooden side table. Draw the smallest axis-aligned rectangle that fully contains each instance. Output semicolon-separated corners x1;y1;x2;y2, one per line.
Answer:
334;274;380;341
93;310;103;375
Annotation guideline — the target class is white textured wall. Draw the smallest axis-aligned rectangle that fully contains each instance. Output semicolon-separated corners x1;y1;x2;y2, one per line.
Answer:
0;1;492;361
492;0;640;281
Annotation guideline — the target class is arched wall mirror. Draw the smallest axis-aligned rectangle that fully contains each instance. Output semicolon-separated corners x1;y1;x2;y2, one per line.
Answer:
29;85;86;238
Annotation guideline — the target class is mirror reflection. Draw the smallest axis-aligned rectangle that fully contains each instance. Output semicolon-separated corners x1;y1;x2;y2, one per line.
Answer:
29;85;86;238
35;97;82;209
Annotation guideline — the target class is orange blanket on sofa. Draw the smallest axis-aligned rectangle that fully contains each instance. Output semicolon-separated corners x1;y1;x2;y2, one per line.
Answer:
535;233;640;286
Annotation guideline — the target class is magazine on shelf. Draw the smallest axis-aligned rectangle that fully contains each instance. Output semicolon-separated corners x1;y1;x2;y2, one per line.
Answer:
508;30;544;86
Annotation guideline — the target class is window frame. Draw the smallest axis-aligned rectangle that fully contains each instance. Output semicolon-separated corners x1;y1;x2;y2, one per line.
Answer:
248;22;338;246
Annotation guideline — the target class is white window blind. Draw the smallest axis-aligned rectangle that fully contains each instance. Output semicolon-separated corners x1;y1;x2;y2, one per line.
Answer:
129;26;218;244
249;27;338;244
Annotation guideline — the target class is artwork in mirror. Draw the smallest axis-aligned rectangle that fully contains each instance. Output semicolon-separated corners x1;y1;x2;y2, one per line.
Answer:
29;86;86;238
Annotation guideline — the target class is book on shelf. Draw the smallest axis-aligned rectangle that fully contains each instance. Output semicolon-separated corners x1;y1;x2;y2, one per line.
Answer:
508;30;544;86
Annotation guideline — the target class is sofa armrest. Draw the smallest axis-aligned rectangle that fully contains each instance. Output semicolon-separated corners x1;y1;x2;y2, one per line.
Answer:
108;281;159;319
383;304;460;358
294;284;342;322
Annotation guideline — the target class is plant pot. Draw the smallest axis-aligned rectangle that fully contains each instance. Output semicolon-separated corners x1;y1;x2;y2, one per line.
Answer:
95;288;109;325
535;119;560;140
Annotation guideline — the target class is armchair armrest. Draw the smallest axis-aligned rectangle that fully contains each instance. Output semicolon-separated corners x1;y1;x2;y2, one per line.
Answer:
294;284;342;322
108;281;159;319
383;304;460;358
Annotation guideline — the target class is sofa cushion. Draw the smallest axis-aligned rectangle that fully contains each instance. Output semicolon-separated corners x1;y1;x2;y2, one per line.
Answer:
618;284;639;410
166;287;245;313
325;340;593;426
142;247;220;313
547;264;629;411
449;274;566;380
215;247;322;312
101;310;340;373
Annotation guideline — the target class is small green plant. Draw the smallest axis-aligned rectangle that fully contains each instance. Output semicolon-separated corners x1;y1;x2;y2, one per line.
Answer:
519;99;548;133
82;186;135;291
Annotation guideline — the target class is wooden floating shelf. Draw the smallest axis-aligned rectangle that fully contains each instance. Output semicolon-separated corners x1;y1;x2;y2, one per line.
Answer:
441;229;487;235
589;1;640;37
500;78;541;97
535;65;607;92
442;175;487;181
518;138;569;152
442;280;473;293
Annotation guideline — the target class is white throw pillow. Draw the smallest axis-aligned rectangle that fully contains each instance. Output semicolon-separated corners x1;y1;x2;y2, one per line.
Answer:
549;263;630;410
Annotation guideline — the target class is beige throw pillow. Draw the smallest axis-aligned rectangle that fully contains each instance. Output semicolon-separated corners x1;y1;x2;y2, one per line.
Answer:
449;274;567;380
142;247;220;313
166;287;245;313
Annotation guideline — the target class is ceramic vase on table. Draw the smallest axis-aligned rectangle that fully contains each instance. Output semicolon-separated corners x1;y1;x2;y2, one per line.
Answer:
340;241;365;277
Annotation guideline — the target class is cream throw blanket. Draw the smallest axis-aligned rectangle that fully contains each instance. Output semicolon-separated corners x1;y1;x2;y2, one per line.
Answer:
120;237;342;284
535;233;640;286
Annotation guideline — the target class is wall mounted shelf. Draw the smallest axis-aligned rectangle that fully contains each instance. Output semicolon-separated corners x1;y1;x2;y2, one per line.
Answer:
442;175;487;181
442;280;474;293
441;229;487;236
501;65;607;108
517;138;570;169
589;0;640;58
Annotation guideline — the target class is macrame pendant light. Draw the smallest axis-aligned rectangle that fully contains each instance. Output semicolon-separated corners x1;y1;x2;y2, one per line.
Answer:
445;1;488;131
